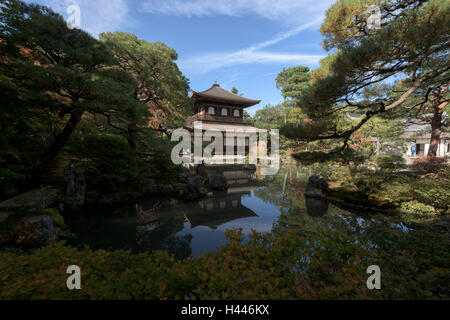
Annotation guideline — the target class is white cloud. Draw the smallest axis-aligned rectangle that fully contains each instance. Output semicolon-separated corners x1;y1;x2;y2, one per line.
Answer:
179;50;324;74
178;17;325;74
141;0;332;74
246;18;322;51
38;0;330;72
41;0;130;37
140;0;334;26
222;70;239;87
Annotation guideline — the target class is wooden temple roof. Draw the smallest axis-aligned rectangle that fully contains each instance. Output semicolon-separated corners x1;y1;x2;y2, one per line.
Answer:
191;84;261;107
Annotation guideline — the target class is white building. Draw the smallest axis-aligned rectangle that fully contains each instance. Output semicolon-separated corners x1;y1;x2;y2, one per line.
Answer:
400;124;450;158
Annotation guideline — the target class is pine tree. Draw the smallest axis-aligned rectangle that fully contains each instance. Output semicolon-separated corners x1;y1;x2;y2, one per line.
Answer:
0;0;144;177
99;32;193;130
282;0;449;158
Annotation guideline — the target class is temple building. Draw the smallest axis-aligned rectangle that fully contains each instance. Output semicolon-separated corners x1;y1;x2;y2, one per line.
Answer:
184;83;262;160
400;123;450;158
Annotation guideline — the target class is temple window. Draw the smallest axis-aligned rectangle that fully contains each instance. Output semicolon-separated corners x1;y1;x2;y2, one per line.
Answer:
233;109;240;117
208;107;215;115
221;108;228;116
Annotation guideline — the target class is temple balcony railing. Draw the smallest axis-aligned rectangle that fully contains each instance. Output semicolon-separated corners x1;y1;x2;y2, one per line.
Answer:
191;114;252;125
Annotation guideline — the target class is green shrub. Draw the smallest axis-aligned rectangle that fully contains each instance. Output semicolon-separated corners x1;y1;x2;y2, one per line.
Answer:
37;208;66;229
400;201;436;216
0;166;29;200
0;228;448;300
0;208;66;249
172;183;185;198
412;157;448;174
412;182;450;214
66;134;141;193
349;167;388;194
375;155;406;171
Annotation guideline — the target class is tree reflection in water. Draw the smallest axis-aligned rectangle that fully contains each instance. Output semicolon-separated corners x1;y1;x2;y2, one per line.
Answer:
305;197;329;217
65;165;411;258
135;200;191;259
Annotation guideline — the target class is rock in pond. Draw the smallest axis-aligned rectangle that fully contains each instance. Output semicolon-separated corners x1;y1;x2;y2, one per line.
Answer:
208;174;228;191
196;164;206;176
178;171;191;183
305;174;329;199
158;184;174;195
21;215;59;245
184;176;208;199
63;164;86;210
140;179;156;195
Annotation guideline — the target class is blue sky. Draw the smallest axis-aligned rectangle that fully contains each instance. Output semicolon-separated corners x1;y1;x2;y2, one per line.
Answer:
29;0;336;115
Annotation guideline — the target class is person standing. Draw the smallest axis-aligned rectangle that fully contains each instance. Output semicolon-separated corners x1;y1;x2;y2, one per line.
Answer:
411;145;416;157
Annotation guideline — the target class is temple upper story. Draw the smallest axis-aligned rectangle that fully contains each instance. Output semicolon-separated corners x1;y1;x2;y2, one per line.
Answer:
188;83;261;125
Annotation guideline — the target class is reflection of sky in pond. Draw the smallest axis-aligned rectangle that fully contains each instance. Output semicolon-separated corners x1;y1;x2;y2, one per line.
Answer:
65;167;411;259
177;225;227;258
174;190;284;257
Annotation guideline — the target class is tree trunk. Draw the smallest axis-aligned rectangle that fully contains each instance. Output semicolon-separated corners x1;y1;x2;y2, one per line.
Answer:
35;111;83;175
127;123;138;150
427;101;447;157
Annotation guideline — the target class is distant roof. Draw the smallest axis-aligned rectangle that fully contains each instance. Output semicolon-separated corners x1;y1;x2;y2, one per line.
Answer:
403;123;432;131
400;131;450;139
191;84;261;107
400;122;450;139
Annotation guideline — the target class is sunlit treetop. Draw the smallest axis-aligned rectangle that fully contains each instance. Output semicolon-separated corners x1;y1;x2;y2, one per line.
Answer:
320;0;438;51
282;0;449;153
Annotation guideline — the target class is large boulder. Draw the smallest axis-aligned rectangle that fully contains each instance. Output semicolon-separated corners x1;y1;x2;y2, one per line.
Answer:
20;215;59;245
63;164;86;210
0;187;59;211
196;164;206;176
305;175;329;199
184;176;208;200
140;179;156;196
187;175;206;191
208;174;228;191
178;171;191;183
158;184;174;195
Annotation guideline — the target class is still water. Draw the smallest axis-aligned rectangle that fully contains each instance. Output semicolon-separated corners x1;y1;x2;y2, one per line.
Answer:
65;165;409;258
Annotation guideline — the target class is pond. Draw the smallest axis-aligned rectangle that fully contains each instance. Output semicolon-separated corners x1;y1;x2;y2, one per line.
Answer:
65;165;410;258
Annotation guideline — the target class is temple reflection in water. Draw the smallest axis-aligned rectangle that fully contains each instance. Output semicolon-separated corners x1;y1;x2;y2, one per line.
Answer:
65;166;343;259
185;186;259;229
